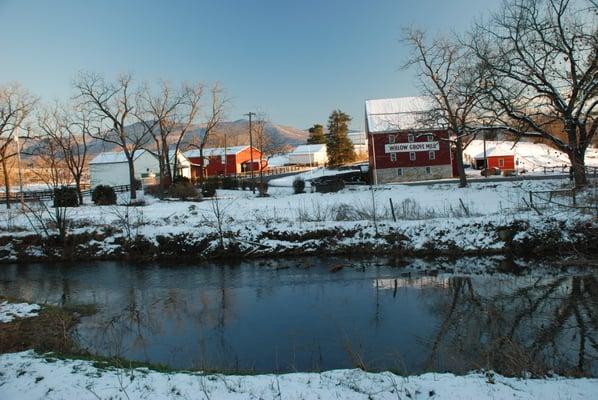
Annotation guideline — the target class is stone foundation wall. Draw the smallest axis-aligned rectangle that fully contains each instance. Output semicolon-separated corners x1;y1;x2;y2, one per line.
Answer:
375;164;452;184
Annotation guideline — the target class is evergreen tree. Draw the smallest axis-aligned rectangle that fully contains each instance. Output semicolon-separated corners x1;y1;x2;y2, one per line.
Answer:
306;124;326;144
326;110;355;166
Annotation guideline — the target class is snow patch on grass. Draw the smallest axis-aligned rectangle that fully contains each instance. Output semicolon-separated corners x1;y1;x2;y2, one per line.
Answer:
0;301;40;323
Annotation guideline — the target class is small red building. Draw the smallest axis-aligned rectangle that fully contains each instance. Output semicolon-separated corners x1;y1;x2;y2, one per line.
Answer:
365;97;453;183
184;145;265;179
470;143;516;172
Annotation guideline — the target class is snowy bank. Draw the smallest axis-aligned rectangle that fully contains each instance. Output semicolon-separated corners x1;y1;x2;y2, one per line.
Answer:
1;351;597;400
1;179;597;262
0;301;40;323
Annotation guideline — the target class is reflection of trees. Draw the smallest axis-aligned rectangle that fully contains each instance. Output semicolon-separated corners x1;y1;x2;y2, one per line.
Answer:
426;275;598;376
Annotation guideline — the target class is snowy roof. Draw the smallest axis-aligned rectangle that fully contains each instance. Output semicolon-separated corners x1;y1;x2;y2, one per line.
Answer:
472;143;515;159
291;144;327;154
365;96;441;133
89;150;148;165
184;146;249;158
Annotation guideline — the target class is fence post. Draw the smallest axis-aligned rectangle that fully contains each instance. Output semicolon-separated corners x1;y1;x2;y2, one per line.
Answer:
389;198;396;222
529;191;534;207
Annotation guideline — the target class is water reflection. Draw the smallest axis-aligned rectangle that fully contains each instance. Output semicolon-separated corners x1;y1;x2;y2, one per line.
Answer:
0;257;596;375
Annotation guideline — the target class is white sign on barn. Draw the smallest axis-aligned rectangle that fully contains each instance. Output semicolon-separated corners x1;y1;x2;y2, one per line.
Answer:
385;141;439;153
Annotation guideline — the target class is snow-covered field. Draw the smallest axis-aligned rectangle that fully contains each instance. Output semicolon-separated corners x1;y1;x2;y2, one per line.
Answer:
0;300;40;323
0;177;595;262
1;350;597;400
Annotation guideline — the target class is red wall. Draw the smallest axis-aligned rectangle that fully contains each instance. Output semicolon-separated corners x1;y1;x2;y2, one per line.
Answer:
188;147;264;178
487;155;515;171
368;130;452;171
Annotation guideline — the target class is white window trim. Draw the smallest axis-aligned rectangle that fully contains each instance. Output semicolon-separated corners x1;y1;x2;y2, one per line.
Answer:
390;152;397;162
408;133;414;142
425;166;432;174
388;134;396;144
409;151;416;161
499;159;505;167
429;151;435;160
397;168;403;176
427;134;434;142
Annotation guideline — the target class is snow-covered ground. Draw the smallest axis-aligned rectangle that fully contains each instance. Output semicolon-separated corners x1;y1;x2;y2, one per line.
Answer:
0;178;574;230
0;300;40;323
1;351;597;400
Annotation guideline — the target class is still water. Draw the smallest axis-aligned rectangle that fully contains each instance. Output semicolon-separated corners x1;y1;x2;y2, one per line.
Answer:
1;257;597;375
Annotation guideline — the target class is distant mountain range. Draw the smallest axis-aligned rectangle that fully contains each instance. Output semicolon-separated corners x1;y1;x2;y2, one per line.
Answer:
81;119;309;156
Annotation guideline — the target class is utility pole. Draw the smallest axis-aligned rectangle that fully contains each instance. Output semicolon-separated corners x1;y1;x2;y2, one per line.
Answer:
15;127;24;209
244;112;256;193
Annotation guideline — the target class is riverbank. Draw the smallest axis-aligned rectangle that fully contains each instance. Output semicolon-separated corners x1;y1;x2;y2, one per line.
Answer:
1;350;597;400
1;179;596;263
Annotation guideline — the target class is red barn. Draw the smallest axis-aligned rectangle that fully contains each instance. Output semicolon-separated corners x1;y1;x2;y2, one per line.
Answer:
470;143;516;172
184;146;265;179
365;97;453;183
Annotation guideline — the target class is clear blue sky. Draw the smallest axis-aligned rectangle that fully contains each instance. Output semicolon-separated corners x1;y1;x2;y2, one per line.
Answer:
0;0;500;130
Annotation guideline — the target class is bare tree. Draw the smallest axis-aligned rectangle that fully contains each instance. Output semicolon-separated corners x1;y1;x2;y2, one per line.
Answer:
136;81;203;194
252;113;286;191
74;73;148;200
469;0;598;187
38;104;91;203
0;83;37;208
188;83;228;185
402;29;485;188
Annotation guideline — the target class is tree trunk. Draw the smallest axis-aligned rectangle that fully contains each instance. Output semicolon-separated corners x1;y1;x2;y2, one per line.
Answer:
75;177;83;205
2;157;11;209
199;147;205;187
570;150;587;188
128;159;137;201
565;123;587;188
455;136;468;188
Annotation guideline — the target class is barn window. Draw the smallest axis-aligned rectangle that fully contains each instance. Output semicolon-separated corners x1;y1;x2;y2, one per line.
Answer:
388;134;396;144
425;166;432;174
410;152;416;161
221;155;226;164
397;168;403;176
427;134;434;142
390;152;397;162
499;159;504;167
408;133;414;142
429;151;435;160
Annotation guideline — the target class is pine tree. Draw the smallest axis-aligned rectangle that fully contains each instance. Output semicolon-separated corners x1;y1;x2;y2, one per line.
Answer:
326;110;355;166
306;124;326;144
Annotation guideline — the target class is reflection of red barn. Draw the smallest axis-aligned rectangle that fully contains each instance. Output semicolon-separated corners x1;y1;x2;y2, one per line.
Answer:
183;146;265;179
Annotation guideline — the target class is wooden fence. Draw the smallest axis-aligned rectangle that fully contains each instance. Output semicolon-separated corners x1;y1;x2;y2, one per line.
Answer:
0;184;130;205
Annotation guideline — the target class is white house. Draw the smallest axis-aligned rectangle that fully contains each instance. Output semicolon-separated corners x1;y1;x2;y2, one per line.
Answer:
288;144;328;166
89;149;191;187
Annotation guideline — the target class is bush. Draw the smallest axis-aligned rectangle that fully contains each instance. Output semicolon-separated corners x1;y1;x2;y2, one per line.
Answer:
293;178;305;194
169;181;198;200
202;178;219;197
92;185;117;205
241;179;248;191
257;181;269;197
53;186;79;207
173;175;191;184
222;176;239;190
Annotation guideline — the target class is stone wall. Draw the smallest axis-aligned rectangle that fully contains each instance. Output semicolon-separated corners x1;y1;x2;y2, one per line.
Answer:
374;164;452;183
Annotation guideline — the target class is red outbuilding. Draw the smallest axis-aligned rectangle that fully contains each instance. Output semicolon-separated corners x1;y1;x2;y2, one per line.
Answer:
471;143;516;172
184;145;265;179
365;97;453;183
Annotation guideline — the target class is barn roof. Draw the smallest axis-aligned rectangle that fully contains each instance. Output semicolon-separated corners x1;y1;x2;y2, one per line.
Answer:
365;96;442;133
89;150;149;165
291;144;327;154
184;145;249;158
471;142;516;160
